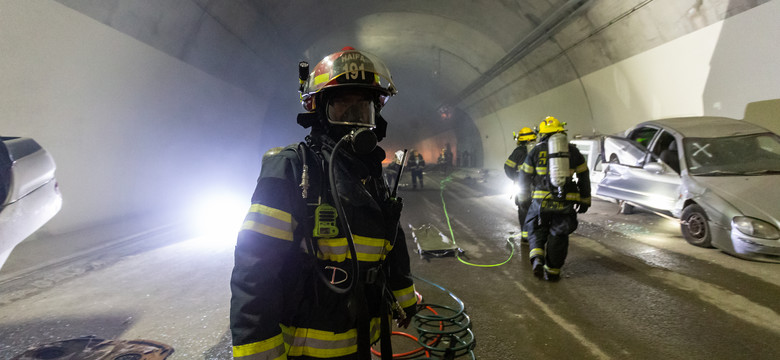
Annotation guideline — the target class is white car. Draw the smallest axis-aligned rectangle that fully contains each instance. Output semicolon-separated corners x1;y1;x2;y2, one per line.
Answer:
596;117;780;262
0;136;62;270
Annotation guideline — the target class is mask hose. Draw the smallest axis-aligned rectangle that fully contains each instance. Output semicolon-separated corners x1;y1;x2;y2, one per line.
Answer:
312;135;360;295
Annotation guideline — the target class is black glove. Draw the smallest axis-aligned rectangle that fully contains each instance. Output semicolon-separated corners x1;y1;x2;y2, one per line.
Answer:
576;203;590;214
396;304;418;329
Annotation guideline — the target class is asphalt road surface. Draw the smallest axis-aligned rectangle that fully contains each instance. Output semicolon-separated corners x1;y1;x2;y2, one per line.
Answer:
1;169;779;359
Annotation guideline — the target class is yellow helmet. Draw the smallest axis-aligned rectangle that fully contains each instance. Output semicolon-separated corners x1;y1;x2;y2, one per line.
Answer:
514;127;537;143
538;116;566;134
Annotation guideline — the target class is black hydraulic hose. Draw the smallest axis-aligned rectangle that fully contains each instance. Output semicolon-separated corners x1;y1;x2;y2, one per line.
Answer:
299;140;356;295
328;136;361;288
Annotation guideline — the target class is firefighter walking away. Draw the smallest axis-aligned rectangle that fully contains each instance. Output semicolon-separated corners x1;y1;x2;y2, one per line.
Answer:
504;127;537;241
518;116;591;281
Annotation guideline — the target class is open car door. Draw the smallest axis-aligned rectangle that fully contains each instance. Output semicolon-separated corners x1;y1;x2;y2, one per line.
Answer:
597;137;681;213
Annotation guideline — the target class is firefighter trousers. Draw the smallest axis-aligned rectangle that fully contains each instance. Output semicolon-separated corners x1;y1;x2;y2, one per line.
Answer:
524;204;578;271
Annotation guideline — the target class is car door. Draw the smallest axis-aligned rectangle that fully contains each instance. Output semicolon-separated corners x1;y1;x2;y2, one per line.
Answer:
597;135;681;212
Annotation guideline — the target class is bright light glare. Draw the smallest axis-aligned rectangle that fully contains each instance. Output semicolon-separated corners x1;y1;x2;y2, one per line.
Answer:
191;192;247;247
504;182;520;198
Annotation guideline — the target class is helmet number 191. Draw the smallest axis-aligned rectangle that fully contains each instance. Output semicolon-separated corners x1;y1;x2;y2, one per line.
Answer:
345;62;366;80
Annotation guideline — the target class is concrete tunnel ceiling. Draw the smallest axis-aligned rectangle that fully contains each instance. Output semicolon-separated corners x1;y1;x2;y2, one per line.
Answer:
54;0;769;152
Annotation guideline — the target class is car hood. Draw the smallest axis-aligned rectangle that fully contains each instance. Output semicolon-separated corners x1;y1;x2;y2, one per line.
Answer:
689;175;780;224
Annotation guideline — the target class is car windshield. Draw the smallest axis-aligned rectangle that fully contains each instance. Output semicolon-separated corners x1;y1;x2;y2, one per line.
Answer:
684;133;780;176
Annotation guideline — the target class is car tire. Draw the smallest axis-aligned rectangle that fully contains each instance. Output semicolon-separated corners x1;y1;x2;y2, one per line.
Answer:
618;200;634;214
681;204;713;248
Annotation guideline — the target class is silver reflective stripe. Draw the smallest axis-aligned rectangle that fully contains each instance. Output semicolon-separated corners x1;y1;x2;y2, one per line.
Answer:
281;318;381;358
241;204;293;241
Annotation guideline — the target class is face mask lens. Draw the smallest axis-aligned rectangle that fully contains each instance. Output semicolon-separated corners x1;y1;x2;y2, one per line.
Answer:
326;92;376;127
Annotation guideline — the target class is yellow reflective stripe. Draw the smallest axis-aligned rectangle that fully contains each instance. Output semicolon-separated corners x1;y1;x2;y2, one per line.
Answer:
282;318;381;358
580;196;591;205
313;73;330;86
536;167;548;175
505;159;517;168
521;231;528;238
241;204;293;241
249;204;291;222
532;190;580;202
530;248;544;258
393;285;417;309
575;163;588;173
521;163;534;174
316;235;390;262
233;333;286;359
241;221;293;241
544;265;561;274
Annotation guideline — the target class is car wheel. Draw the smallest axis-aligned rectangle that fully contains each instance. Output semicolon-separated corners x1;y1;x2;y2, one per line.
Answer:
618;200;634;214
681;204;713;248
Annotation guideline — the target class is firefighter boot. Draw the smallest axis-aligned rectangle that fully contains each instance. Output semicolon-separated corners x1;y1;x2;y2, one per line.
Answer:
544;266;561;282
531;256;545;279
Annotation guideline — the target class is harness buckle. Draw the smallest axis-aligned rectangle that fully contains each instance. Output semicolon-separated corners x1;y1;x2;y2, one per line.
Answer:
365;266;380;284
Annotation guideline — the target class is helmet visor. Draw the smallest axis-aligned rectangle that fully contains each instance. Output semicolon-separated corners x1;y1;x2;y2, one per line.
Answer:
326;90;376;127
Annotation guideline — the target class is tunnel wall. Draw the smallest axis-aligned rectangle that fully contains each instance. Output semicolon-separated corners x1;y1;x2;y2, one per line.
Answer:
0;0;266;235
476;0;780;170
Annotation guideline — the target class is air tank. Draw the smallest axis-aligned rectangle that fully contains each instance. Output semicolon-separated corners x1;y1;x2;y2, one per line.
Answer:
547;132;570;190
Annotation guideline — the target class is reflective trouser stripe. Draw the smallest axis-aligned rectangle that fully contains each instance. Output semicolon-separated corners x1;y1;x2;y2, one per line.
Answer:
544;265;561;274
393;284;418;309
233;319;382;359
233;333;286;359
283;318;381;358
530;248;544;258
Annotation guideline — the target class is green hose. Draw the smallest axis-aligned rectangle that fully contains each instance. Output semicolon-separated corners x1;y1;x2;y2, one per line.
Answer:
439;176;515;267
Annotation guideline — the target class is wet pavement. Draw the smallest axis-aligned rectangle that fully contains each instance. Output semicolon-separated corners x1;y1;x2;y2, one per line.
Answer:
1;169;779;359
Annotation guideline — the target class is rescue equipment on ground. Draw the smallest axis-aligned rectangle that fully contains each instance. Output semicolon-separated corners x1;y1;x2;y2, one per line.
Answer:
371;276;476;360
411;223;460;257
428;176;517;268
11;336;174;360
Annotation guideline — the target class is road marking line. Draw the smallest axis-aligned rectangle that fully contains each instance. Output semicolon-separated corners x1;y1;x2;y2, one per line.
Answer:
576;235;780;334
511;280;612;360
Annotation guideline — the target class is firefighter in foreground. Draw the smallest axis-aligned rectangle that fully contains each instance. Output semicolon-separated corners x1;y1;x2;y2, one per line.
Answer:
504;127;537;241
518;116;591;281
230;47;417;359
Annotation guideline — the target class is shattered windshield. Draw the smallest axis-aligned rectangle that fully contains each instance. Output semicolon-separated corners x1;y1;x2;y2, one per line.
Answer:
684;133;780;176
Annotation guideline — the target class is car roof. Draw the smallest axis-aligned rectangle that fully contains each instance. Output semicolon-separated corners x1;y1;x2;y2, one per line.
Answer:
640;116;771;138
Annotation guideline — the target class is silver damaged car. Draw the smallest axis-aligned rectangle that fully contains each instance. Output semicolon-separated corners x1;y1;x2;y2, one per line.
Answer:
597;117;780;262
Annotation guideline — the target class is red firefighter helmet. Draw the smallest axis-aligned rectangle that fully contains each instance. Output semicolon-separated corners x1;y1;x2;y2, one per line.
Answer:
301;47;397;127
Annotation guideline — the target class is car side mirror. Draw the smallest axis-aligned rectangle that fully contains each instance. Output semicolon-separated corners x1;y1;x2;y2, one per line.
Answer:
644;162;664;174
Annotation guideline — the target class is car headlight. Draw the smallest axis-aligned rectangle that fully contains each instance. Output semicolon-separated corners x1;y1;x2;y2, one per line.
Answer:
732;216;780;239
